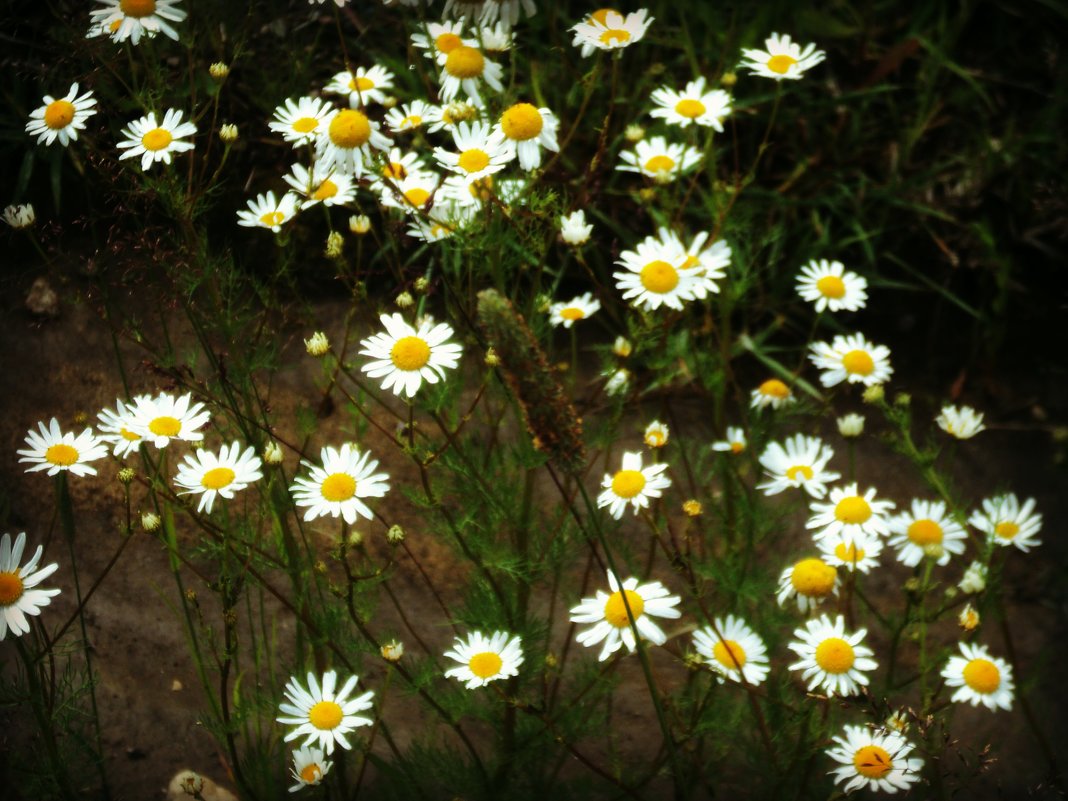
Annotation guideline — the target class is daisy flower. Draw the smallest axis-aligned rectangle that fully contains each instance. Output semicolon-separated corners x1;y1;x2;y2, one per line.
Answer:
958;560;988;594
3;204;34;228
324;65;395;108
643;421;669;449
127;392;211;449
693;616;770;686
289;746;331;793
809;333;893;388
837;413;865;437
116;109;196;171
969;492;1042;552
373;147;429;186
942;642;1014;711
570;570;681;661
549;293;600;328
740;33;826;81
437;44;504;107
405;200;478;242
433;121;511;184
649;228;731;299
237;191;301;233
96;396;151;458
359;313;462;398
379;171;443;214
757;434;840;498
443;631;524;689
649;77;731;130
795;259;868;313
0;532;61;640
411;19;475;63
493;103;559;171
597;450;671;519
936;404;986;439
571;9;653;55
173;442;263;514
616;135;701;183
385;99;434;134
25;83;97;147
18;418;107;477
290;443;390;525
478;20;514;52
316;108;392;178
777;557;840;613
711;427;747;454
788;614;878;696
443;0;535;26
90;0;186;44
887;499;967;567
807;483;895;547
750;378;796;410
276;671;374;755
425;101;482;134
269;96;333;146
826;724;924;795
818;531;883;573
283;163;356;209
613;239;701;311
560;210;593;245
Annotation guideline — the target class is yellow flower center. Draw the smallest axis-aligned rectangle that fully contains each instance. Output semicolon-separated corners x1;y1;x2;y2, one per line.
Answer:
907;519;943;545
260;211;285;227
141;127;173;152
785;464;814;482
390;336;431;371
639;260;679;294
201;467;235;491
962;658;1000;693
834;542;865;563
44;100;76;130
674;99;706;119
611;469;646;499
853;745;893;779
766;54;797;75
589;8;619;24
468;651;503;679
299;763;323;784
842;349;875;376
108;18;122;32
835;495;872;525
149;415;182;437
45;443;79;466
435;32;463;53
329;110;371;148
312;180;339;201
816;275;846;298
758;378;790;399
120;0;156;17
444;46;485;78
307;700;343;730
604;589;645;627
292;116;319;133
0;571;25;606
599;28;631;45
120;427;141;442
457;148;490;173
994;521;1019;540
403;188;431;207
500;103;543;141
644;154;676;173
402;114;423;128
712;639;747;669
469;176;493;199
559;307;585;321
790;558;837;597
645;432;666;448
814;637;855;674
730;441;745;454
383;162;407;179
320;473;356;503
349;76;375;92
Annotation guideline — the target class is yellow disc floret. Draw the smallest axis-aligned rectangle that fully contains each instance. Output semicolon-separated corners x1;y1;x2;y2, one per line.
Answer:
599;28;631;46
790;558;837;597
674;99;706;119
403;188;431;208
457;148;490;173
814;637;855;674
842;350;875;376
766;54;797;75
435;32;463;53
299;763;323;784
643;154;675;173
907;519;943;545
320;473;356;503
853;745;893;779
786;465;814;482
639;260;679;294
390;336;431;371
759;378;791;398
142;128;174;152
120;0;157;17
307;700;343;730
559;307;585;321
963;658;1000;693
44;100;76;130
611;469;646;499
604;589;645;627
835;496;872;525
292;117;319;134
201;467;235;490
0;572;25;606
994;521;1019;540
713;639;747;669
444;46;485;78
260;211;285;228
312;180;339;201
816;275;846;298
468;651;503;679
149;416;182;437
500;103;543;141
45;443;79;466
329;110;371;148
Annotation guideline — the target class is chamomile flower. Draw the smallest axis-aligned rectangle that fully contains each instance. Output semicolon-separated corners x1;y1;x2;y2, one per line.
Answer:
96;396;150;458
237;191;301;233
711;427;747;454
777;557;840;613
650;77;731;130
443;0;535;26
2;204;34;229
958;560;988;594
478;20;514;52
316;108;392;178
826;724;924;795
411;20;476;63
614;240;700;311
173;442;263;514
740;33;826;81
443;631;524;689
359;313;463;398
116;109;196;171
560;210;593;245
788;614;878;696
936;404;986;439
283;164;356;208
795;259;868;313
425;101;482;134
616;135;701;183
433;121;511;183
571;9;653;54
757;434;840;499
570;570;681;661
25;83;97;147
0;532;60;640
269;96;333;146
644;421;669;449
127;392;210;449
18;418;107;477
942;642;1014;711
649;228;731;299
807;483;895;547
385;99;434;134
597;451;671;519
379;170;442;214
809;333;893;388
324;65;395;108
750;378;796;410
693;616;770;686
289;746;331;793
405;200;478;242
549;293;600;328
837;413;865;438
887;499;967;567
493;103;559;170
969;493;1042;553
437;45;504;107
818;531;883;573
90;0;186;44
276;671;374;755
290;444;389;524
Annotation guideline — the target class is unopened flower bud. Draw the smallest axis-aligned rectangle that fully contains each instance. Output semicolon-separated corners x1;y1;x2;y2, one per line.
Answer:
387;524;405;544
141;512;161;532
922;542;945;560
958;603;980;631
263;441;283;464
413;276;429;293
837;413;865;438
683;499;703;517
305;331;330;356
209;62;230;80
380;640;404;662
2;203;35;229
349;214;370;234
613;336;632;358
395;291;414;309
721;72;738;89
484;347;500;367
624;123;645;143
862;384;885;404
347;529;363;547
894;392;911;408
117;467;135;484
219;123;238;143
